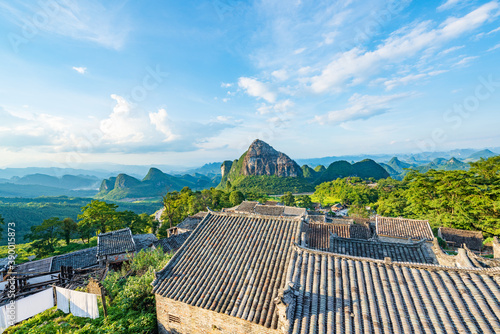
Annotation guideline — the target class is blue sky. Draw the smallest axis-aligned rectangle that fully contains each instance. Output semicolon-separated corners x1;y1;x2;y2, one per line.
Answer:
0;0;499;168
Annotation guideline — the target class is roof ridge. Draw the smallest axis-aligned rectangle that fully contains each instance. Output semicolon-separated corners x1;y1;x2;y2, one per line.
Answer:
292;243;500;276
213;210;304;221
98;227;132;236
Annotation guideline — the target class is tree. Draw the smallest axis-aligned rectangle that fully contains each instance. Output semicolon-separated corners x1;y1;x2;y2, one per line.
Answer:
26;217;61;257
121;210;153;234
0;214;4;238
229;190;245;206
78;200;121;236
58;218;78;246
162;191;180;229
281;192;295;206
296;195;313;209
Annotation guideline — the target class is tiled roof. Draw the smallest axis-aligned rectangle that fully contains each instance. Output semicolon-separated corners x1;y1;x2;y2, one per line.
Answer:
328;235;434;263
233;201;259;213
133;233;158;251
175;212;207;232
152;212;302;329
283;207;306;217
15;257;53;275
230;201;305;217
302;221;371;250
328;217;354;224
154;232;191;253
97;228;135;257
308;215;326;223
439;227;483;251
280;245;500;334
51;247;98;272
376;216;433;241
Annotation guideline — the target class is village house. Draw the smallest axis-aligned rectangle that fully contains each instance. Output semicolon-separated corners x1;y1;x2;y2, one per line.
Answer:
376;216;434;243
97;228;157;265
151;208;500;334
152;211;302;334
153;232;192;253
438;226;484;251
167;211;207;237
275;244;500;334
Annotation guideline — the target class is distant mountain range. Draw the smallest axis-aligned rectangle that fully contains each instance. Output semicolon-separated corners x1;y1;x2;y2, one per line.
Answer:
295;148;499;167
0;146;497;199
96;168;221;200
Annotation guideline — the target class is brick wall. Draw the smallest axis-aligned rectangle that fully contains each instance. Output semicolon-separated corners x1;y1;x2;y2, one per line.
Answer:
156;294;282;334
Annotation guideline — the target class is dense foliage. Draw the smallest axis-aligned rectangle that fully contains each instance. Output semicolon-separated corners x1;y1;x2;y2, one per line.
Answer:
26;200;156;256
158;187;245;237
313;156;500;235
225;175;314;194
5;247;172;334
0;197;162;246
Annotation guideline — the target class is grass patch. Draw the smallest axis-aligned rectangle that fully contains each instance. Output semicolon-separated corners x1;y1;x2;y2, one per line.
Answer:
5;247;172;334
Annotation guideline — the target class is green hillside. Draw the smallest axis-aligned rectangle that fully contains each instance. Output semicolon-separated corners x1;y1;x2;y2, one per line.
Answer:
97;168;220;200
315;159;390;184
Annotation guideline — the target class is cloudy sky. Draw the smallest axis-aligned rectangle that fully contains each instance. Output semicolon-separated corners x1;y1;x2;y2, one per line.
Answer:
0;0;499;168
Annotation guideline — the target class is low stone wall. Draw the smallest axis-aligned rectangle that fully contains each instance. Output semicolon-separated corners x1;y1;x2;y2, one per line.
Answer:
156;294;282;334
493;237;500;259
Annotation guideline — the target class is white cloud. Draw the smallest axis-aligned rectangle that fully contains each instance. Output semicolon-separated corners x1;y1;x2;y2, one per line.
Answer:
100;95;145;143
488;26;500;34
309;2;499;93
238;77;277;103
487;43;500;51
72;66;87;74
0;1;130;49
221;82;233;88
272;69;289;81
257;99;294;115
437;0;463;12
454;55;479;66
384;70;447;90
149;108;178;142
439;45;464;55
294;47;306;55
312;93;410;124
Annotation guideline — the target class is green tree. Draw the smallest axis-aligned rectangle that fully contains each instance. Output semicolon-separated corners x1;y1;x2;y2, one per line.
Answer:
281;192;295;206
78;200;121;236
0;214;4;238
296;195;313;209
229;190;245;206
26;217;61;257
121;211;153;234
58;217;78;246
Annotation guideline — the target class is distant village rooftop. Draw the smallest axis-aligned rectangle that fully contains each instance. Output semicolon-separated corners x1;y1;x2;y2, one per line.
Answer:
376;216;433;241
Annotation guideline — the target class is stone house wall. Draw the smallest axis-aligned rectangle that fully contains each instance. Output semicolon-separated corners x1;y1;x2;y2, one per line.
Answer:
156;294;282;334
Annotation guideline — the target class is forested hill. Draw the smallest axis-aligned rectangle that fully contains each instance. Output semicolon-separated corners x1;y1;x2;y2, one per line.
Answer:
217;139;389;194
96;168;221;200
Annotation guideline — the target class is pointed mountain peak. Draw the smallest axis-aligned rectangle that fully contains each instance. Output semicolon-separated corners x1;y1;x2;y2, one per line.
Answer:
241;139;302;177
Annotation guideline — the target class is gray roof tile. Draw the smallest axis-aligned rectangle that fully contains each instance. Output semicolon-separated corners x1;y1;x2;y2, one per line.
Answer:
152;212;302;329
281;245;500;334
97;228;135;257
133;234;158;251
376;216;433;241
302;221;371;249
328;235;434;263
439;227;483;251
51;247;98;272
15;257;53;275
154;232;191;253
